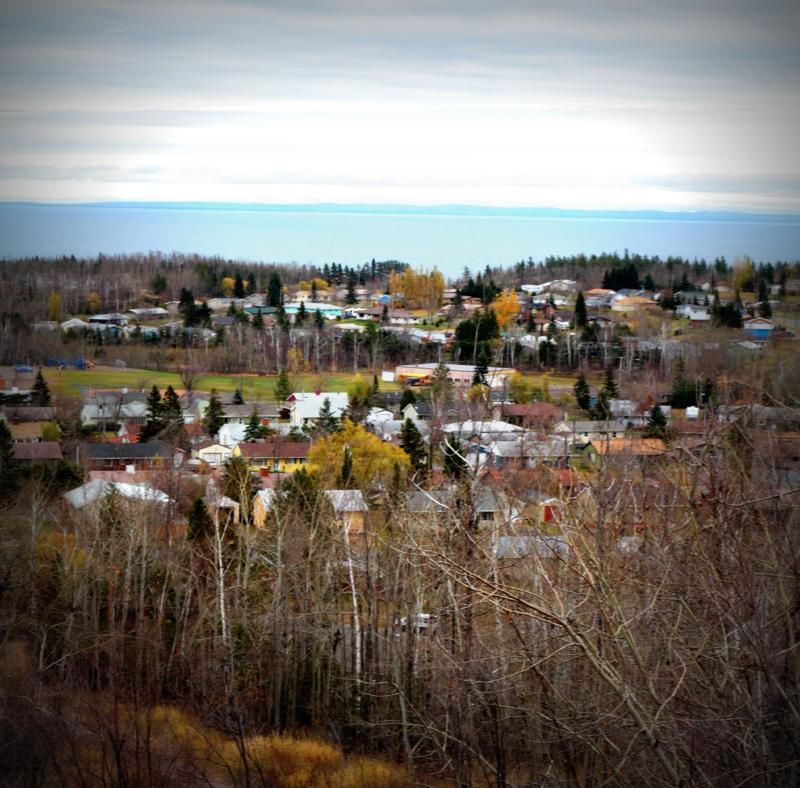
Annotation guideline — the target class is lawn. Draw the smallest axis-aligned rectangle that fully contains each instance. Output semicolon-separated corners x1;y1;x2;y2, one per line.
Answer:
45;367;397;399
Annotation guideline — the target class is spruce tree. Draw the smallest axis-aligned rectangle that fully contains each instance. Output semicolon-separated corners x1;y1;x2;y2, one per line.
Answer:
339;445;354;488
573;291;588;329
267;272;283;307
161;385;183;425
472;349;489;387
233;272;245;299
295;300;307;325
251;310;264;330
275;369;292;402
316;397;340;435
573;372;591;412
187;497;213;542
310;279;318;301
314;309;325;330
590;389;611;421
244;407;264;442
643;404;668;439
442;434;467;479
601;363;618;399
31;368;52;406
232;388;245;405
203;389;225;438
400;418;426;474
345;278;357;305
140;385;165;441
0;420;18;497
399;388;417;411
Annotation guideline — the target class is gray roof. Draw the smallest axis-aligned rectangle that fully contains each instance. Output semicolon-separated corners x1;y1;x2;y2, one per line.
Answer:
495;535;569;559
325;490;368;512
405;489;452;514
83;439;177;460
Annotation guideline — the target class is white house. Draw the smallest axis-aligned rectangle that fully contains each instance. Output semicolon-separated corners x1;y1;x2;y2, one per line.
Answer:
288;392;349;427
195;441;233;467
64;480;172;510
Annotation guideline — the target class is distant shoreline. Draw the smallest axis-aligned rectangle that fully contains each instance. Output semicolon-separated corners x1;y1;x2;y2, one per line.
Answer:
2;201;798;225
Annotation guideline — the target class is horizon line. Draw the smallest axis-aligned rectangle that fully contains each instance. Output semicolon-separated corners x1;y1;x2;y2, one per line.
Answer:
2;200;799;223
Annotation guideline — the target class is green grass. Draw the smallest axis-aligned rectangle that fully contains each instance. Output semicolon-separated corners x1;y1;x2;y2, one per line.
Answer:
45;367;397;399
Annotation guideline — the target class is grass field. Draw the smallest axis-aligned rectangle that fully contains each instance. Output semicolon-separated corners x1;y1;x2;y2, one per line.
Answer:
44;365;581;399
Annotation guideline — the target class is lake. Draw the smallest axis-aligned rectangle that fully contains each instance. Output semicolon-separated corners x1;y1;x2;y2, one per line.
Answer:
1;202;798;277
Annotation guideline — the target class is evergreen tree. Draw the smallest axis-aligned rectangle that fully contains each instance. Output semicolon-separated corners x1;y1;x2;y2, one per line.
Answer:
345;278;357;305
232;387;245;405
187;497;213;542
244;407;264;442
276;304;289;331
670;358;696;408
399;388;417;411
251;310;264;330
757;277;768;305
643;272;656;291
442;434;467;479
573;291;588;329
233;272;245;299
643;405;668;439
0;420;18;497
369;374;382;406
590;389;611;421
316;397;340;435
139;385;165;441
203;389;225;438
314;309;325;330
380;303;389;325
339;445;354;488
759;298;772;319
472;349;489;387
601;363;618;399
161;385;183;425
310;279;318;301
573;372;591;411
31;368;52;406
275;369;292;402
451;288;464;315
295;300;307;325
400;418;427;474
267;272;283;307
701;376;714;405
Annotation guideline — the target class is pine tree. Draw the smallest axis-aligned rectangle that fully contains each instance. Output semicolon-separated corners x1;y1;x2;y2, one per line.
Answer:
601;363;618;399
573;291;588;329
0;420;18;498
345;278;357;305
187;497;213;542
590;389;611;421
251;310;265;330
140;385;165;441
339;445;354;488
295;300;307;325
275;369;292;402
267;272;283;307
234;272;245;299
161;385;183;425
573;372;591;411
442;434;467;479
400;418;426;474
244;407;264;442
472;349;489;387
203;389;225;438
314;309;325;330
670;358;696;408
643;404;668;439
310;279;318;301
31;368;52;406
316;397;340;435
399;388;417;411
232;388;245;405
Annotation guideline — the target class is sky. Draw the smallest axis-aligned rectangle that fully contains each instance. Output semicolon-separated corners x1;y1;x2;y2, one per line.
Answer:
1;0;799;212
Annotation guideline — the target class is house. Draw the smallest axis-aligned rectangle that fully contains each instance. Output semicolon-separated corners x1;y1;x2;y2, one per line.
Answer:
589;438;668;464
88;312;128;326
553;419;628;443
61;317;91;332
288;392;348;427
610;295;659;313
64;479;173;510
128;307;169;320
218;423;247;447
1;405;56;423
194;441;233;467
742;318;774;342
363;307;418;325
233;441;312;474
395;363;515;389
221;402;281;425
252;489;276;528
284;302;343;320
402;401;434;423
498;402;562;429
442;420;524;442
8;422;44;442
324;490;368;533
81;440;181;471
13;441;63;463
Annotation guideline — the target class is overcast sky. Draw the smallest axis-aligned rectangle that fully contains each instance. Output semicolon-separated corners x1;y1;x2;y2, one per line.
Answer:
1;0;798;211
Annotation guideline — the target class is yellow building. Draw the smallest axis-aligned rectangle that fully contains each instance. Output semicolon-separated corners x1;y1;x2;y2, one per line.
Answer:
233;441;312;474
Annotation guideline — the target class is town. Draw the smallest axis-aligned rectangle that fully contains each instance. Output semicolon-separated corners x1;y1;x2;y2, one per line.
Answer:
1;252;799;786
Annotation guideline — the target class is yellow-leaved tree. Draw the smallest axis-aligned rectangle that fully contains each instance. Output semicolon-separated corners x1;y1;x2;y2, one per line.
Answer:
47;291;62;321
308;420;409;488
492;288;520;329
87;291;101;314
221;276;236;296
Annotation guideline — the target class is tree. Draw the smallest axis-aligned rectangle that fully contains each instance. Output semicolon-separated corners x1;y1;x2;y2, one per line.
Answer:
244;407;264;442
316;397;340;435
30;369;51;406
203;389;225;438
491;289;520;330
345;279;357;305
380;303;389;325
267;272;283;307
232;388;245;405
508;373;534;404
295;300;307;326
310;279;318;301
400;418;426;474
139;385;165;441
161;385;184;425
399;387;417;413
471;349;489;387
187;497;213;542
643;404;669;439
601;363;618;400
670;358;696;408
47;291;62;321
151;273;167;293
643;272;656;291
590;389;611;421
339;445;354;488
442;433;467;479
573;372;591;412
573;291;588;329
454;309;500;362
0;420;18;497
233;273;245;299
346;374;371;423
308;420;409;489
314;309;325;330
223;456;254;521
87;291;101;314
275;369;292;402
252;310;264;330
